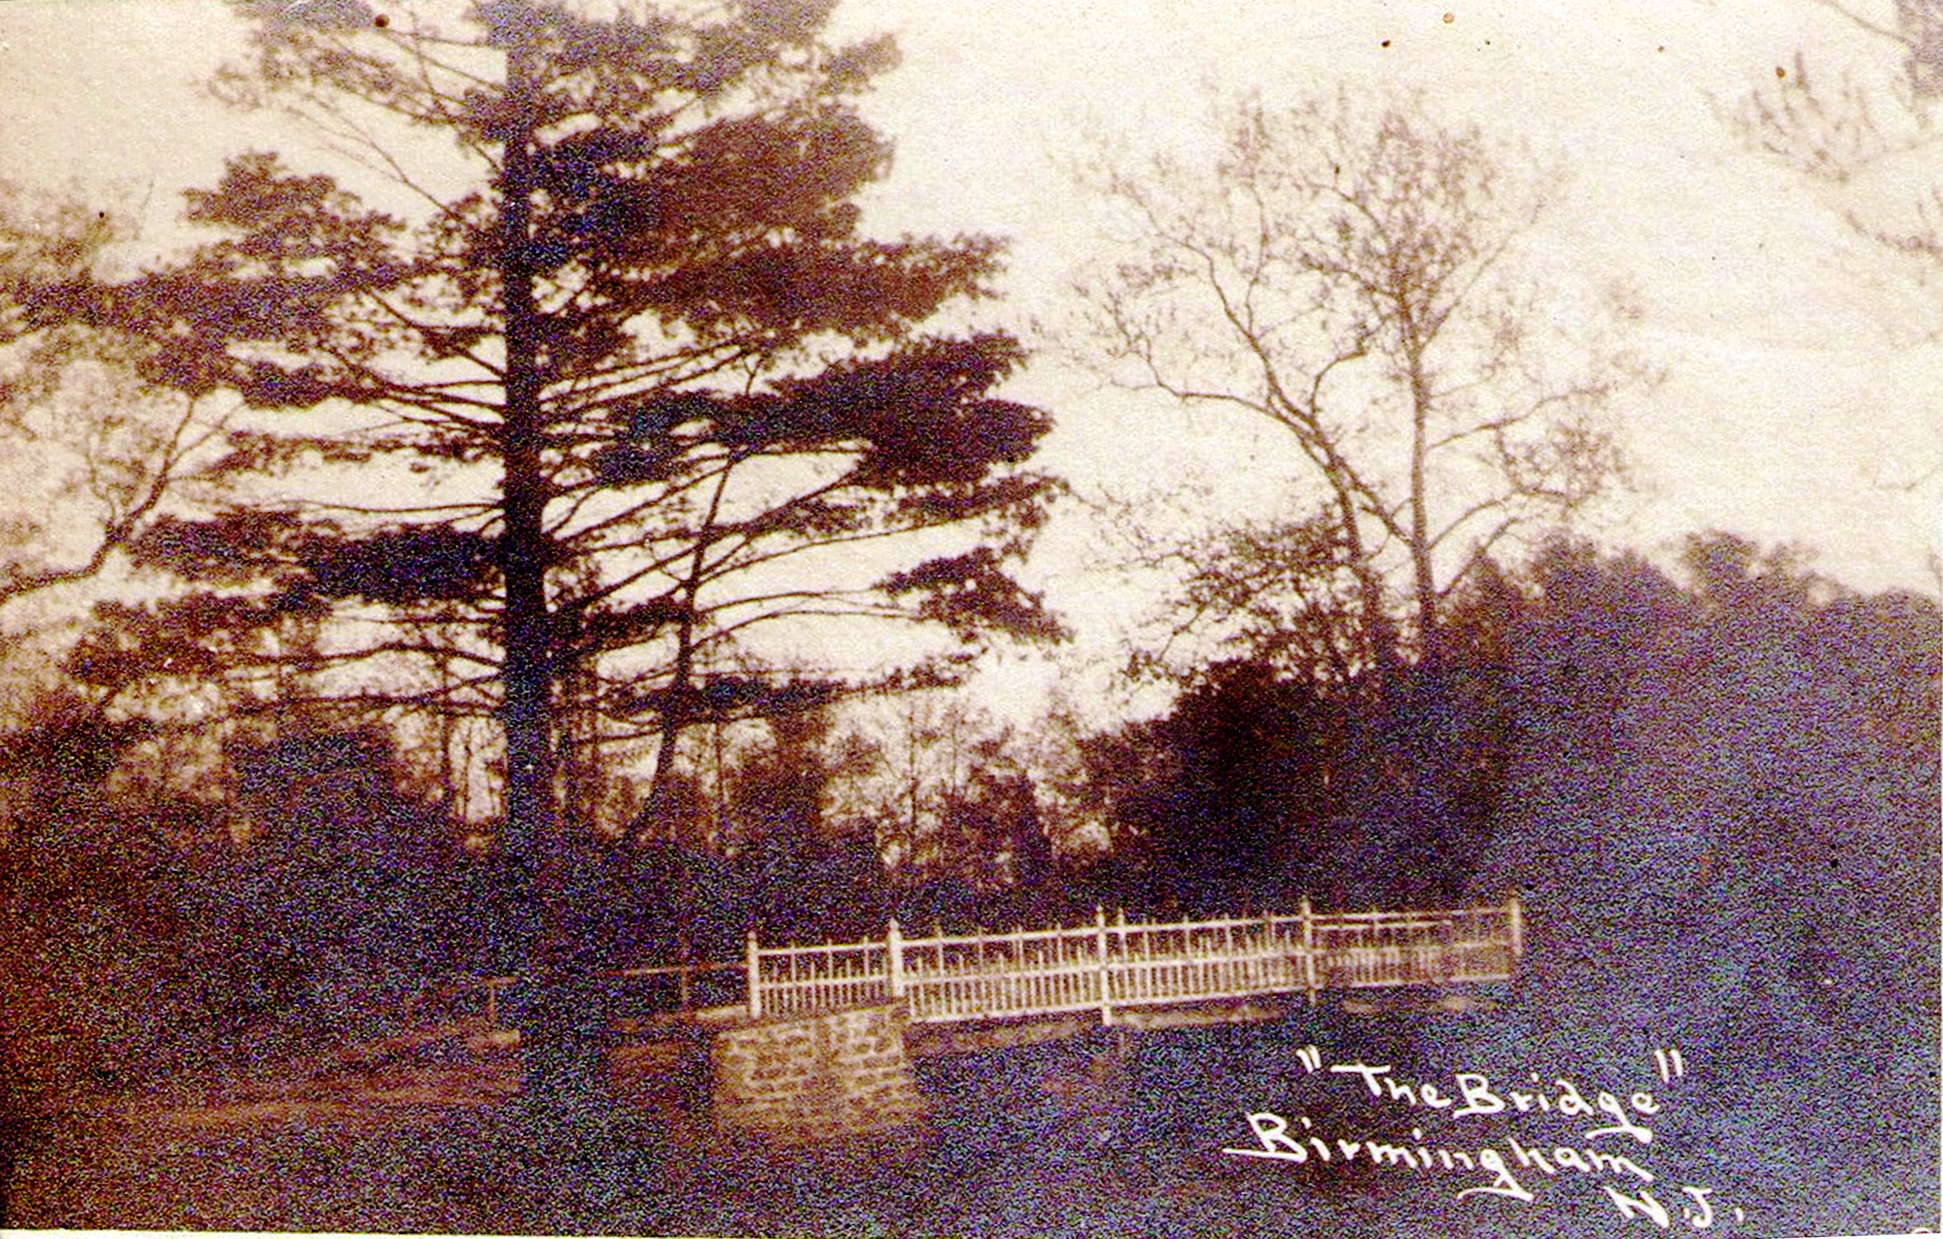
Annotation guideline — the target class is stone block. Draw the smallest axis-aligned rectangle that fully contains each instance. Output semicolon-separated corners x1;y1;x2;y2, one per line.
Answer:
710;1003;921;1143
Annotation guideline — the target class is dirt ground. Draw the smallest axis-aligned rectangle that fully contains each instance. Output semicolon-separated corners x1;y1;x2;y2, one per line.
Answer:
4;1039;735;1233
3;1032;1249;1236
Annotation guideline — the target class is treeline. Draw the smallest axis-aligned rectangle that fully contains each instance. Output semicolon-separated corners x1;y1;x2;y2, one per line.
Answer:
2;530;1933;1099
1075;531;1938;929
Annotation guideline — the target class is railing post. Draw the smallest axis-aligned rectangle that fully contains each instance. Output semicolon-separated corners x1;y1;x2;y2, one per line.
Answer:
887;917;905;1001
1507;891;1525;967
1011;926;1025;1013
1095;905;1113;1026
746;929;763;1020
1300;895;1318;1005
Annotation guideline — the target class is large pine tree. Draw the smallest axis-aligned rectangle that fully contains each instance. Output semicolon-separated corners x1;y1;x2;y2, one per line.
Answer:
63;0;1060;1107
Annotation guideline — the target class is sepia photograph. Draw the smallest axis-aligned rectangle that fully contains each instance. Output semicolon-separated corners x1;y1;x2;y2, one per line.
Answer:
0;1;1937;1236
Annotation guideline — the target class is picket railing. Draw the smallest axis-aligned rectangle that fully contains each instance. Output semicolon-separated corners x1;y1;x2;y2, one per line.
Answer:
747;896;1523;1026
441;897;1523;1035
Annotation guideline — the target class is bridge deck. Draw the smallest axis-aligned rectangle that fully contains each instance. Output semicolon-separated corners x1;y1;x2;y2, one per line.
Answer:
446;897;1523;1037
748;897;1522;1026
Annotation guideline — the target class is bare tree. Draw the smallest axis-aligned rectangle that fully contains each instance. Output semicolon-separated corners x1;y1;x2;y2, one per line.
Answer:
1736;1;1943;521
1080;479;1367;686
1740;1;1943;290
1072;90;1649;673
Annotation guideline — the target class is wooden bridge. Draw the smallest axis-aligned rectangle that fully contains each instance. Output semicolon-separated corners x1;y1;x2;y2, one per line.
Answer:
194;897;1523;1143
467;895;1524;1035
741;896;1523;1027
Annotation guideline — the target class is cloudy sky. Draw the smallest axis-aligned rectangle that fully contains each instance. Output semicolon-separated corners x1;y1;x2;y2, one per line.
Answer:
0;0;1937;714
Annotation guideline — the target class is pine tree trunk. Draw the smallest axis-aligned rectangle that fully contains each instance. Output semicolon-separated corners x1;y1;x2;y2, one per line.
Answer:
496;21;604;1132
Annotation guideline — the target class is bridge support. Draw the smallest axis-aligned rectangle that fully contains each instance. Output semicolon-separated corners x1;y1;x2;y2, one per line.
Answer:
711;1003;922;1143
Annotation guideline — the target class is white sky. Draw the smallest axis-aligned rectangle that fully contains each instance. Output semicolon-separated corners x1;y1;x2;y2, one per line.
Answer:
0;0;1938;720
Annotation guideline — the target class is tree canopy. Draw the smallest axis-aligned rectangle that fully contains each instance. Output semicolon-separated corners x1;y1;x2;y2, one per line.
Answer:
0;186;226;618
38;0;1062;1106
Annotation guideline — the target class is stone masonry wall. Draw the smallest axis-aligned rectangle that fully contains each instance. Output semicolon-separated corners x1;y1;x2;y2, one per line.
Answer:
711;1003;922;1142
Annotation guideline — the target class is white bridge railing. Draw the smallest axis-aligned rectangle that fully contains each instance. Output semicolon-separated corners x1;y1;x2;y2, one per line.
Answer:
747;896;1523;1026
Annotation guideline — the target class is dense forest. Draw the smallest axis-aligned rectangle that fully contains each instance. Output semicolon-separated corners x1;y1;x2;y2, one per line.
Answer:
3;530;1934;1098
